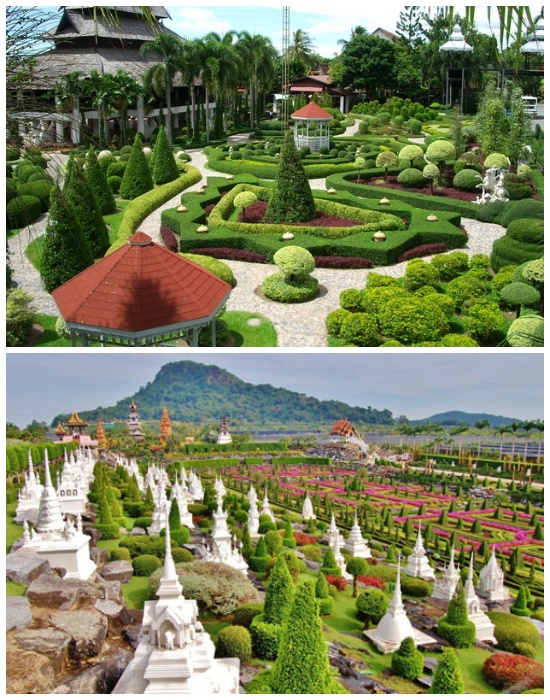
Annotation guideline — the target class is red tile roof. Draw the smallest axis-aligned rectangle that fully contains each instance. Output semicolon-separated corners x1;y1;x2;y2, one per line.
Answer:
291;101;334;120
52;232;232;333
330;419;359;438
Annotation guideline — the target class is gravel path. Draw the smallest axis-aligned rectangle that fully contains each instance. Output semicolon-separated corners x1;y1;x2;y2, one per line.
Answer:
8;131;507;347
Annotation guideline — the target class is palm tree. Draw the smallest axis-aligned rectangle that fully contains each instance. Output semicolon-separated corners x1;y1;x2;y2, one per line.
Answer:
52;70;87;144
286;29;318;79
84;70;115;146
203;31;242;136
337;25;368;48
237;31;278;128
177;38;204;143
141;33;185;143
108;70;142;145
474;419;491;457
494;424;511;459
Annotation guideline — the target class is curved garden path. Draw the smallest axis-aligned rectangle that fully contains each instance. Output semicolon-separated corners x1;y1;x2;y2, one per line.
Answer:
8;126;507;346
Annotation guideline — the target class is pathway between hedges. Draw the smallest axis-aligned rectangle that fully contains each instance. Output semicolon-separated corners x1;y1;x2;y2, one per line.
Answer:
8;133;507;347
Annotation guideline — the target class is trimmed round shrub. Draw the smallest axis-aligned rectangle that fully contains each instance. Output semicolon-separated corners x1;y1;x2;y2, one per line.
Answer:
340;312;379;346
517;164;532;178
482;652;543;691
274;245;315;280
447;274;489;307
6;146;20;161
262;273;319;303
397;168;425;188
106;160;127;178
441;334;479;347
132;554;161;576
378;296;449;345
487;611;540;652
404;260;438;290
325;308;352;336
250;615;283;660
398;145;424;165
109;547;131;561
484;153;510;169
133;516;153;530
425;140;456;166
476;200;508;223
181;254;236;287
491;235;544;271
16;180;54;212
216;625;252;661
515;643;536;658
431;251;469;281
463;300;505;341
392;115;404;128
233;602;264;629
453;168;483;191
7;195;42;228
506;219;544;245
407;118;422;135
454;159;482;174
401;576;432;597
107;175;122;193
299;544;322;562
339;288;365;312
172;547;194;563
498;200;544;227
391;637;424;680
500;282;540;309
356;588;389;626
375;150;398;174
318;596;334;616
17;164;47;183
522;258;544;290
423;163;439;185
94;522;120;540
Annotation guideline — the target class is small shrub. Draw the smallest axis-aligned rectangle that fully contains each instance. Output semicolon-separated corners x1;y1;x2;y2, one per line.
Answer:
325;308;352;336
453;168;483;191
482;652;543;691
484;153;510;169
172;547;193;563
7;195;42;228
250;615;282;660
498;200;544;227
109;547;131;561
262;273;319;303
233;602;264;629
407;118;422;135
340;288;365;312
391;637;424;680
514;642;536;658
356;588;389;626
107;175;122;194
324;574;347;591
487;611;540;652
132;554;161;576
506;219;544;245
340;312;379;347
216;625;252;661
401;576;432;597
397;168;425;188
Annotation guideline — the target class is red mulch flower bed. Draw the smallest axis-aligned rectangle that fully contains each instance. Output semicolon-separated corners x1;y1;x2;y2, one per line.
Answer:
238;200;363;227
363;174;479;201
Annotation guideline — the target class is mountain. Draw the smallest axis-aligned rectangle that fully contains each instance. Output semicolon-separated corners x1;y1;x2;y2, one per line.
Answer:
51;360;394;429
410;411;522;428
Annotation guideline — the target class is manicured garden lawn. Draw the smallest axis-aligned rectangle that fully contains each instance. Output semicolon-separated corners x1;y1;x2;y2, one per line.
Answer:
6;502;22;554
455;647;496;693
221;311;277;347
121;576;150;610
34;314;71;347
25;236;44;270
201;618;232;643
105;200;131;245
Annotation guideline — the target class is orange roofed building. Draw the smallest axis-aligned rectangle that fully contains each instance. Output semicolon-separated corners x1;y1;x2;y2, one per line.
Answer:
160;406;172;443
51;232;232;348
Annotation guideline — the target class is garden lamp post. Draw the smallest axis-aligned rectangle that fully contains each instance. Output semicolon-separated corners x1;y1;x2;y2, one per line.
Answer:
440;24;473;113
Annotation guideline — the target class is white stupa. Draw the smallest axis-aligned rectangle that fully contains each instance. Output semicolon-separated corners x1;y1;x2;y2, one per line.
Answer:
432;548;460;601
20;450;96;580
327;511;345;548
344;510;371;559
16;450;44;518
188;469;204;502
402;525;435;581
112;518;240;694
365;559;435;653
260;487;274;521
216;416;232;445
170;476;194;529
302;492;316;520
204;496;248;574
213;475;226;499
180;466;188;488
247;499;260;538
247;484;258;508
56;450;87;516
148;488;169;537
464;553;497;643
333;534;352;582
477;547;511;602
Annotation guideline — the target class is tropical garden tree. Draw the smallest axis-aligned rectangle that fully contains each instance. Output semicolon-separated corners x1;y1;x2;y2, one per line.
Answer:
108;70;143;145
286;29;318;80
203;31;242;137
237;31;278;128
336;34;397;100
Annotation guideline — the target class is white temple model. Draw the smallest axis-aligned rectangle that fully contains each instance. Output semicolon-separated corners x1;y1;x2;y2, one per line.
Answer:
247;499;260;538
112;518;240;694
344;510;371;559
464;553;497;643
365;558;435;653
247;484;258;508
16;450;44;519
56;449;87;516
170;475;194;529
477;547;511;602
432;548;460;601
213;475;226;499
332;534;352;582
188;469;204;502
204;495;248;575
216;416;232;445
402;525;435;581
260;487;275;522
148;487;169;537
20;450;96;580
302;492;316;520
327;511;345;548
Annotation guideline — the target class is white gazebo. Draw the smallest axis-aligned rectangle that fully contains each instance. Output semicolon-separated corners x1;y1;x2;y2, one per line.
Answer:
291;101;333;152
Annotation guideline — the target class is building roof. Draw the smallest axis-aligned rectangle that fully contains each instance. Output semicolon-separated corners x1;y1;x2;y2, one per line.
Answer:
60;7;171;20
54;421;68;435
288;74;348;97
44;9;178;42
330;419;360;438
52;232;232;335
291;101;333;120
371;27;399;41
66;411;88;427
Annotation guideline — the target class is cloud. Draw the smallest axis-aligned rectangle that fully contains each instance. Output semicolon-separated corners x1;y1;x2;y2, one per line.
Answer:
167;7;230;37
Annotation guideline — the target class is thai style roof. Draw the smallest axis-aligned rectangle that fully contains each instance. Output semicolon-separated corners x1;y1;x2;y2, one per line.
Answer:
291;101;333;120
54;421;67;435
330;419;360;438
52;232;232;338
66;411;88;427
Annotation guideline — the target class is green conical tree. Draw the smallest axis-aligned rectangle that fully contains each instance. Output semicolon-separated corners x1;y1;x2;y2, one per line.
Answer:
151;124;179;184
427;648;465;694
241;523;253;559
106;484;123;518
439;509;449;525
63;156;110;257
264;553;294;624
315;568;329;599
266;129;315;223
119;133;154;200
386;542;397;562
511;585;530;616
472;518;482;534
40;186;95;293
85;146;116;214
437;583;476;648
282;519;296;548
320;546;342;576
143;485;155;512
169;498;181;532
126;474;141;502
271;581;340;694
534;521;543;541
97;491;113;525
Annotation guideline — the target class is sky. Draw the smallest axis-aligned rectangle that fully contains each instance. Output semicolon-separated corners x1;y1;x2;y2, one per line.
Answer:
5;352;543;428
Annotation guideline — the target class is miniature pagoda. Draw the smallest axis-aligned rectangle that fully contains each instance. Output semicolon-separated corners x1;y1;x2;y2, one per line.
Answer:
247;499;260;538
96;420;108;449
15;450;44;520
64;410;89;441
327;511;345;548
54;421;68;441
344;510;371;559
402;525;435;581
302;492;316;520
365;559;435;653
204;496;248;574
432;548;460;601
216;416;232;445
477;547;511;602
170;475;194;529
128;400;146;442
332;534;352;582
464;553;497;643
112;517;240;694
148;489;169;537
213;476;226;499
187;469;204;501
247;484;258;507
160;407;172;444
55;449;88;516
260;487;275;522
20;450;96;580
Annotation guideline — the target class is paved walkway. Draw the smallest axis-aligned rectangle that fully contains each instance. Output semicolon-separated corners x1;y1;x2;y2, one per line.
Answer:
8;125;506;346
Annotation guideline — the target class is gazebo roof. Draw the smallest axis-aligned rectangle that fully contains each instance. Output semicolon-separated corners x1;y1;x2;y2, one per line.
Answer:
291;101;334;121
52;232;232;339
67;411;88;427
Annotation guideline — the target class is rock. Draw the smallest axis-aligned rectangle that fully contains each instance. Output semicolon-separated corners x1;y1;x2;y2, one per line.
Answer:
13;627;71;673
26;573;78;610
50;610;108;661
100;560;133;584
83;526;102;547
122;623;143;650
6;550;51;584
6;596;32;630
6;648;56;693
130;527;146;536
96;578;123;603
282;232;294;241
90;546;108;566
52;648;134;694
94;599;125;634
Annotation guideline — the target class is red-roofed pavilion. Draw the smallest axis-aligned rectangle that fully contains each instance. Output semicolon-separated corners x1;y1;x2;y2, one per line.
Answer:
51;232;232;347
291;101;333;152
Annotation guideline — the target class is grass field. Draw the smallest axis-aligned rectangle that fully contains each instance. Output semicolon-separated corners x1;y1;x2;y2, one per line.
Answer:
221;311;278;347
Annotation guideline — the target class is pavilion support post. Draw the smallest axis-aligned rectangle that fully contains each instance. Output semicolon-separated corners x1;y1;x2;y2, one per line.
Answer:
192;328;199;347
80;331;88;347
55;97;64;143
70;329;77;347
211;319;217;347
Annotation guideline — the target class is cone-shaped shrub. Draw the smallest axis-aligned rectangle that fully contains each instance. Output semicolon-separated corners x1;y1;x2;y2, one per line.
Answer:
511;586;531;617
428;648;465;694
143;485;155;512
391;636;424;680
85;146;116;214
266;129;315;223
106;484;123;519
534;521;543;541
40;186;95;293
437;583;476;647
271;581;340;694
264;553;294;624
63;156;110;257
282;519;296;548
120;133;154;200
169;498;181;532
241;524;253;559
315;568;334;616
151;125;179;184
320;546;342;576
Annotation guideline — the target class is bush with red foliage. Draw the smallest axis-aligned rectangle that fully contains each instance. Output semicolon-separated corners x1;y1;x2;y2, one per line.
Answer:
237;199;363;227
398;243;448;262
366;557;378;565
204;203;216;217
357;575;386;590
367;174;479;202
314;256;374;269
482;653;544;691
160;225;179;252
324;574;348;591
188;247;267;263
293;531;318;546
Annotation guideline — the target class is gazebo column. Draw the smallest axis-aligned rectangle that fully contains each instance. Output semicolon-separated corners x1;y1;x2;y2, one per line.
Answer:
339;96;345;113
211;319;217;347
80;331;88;347
71;97;80;145
70;329;77;347
191;328;199;347
137;95;145;136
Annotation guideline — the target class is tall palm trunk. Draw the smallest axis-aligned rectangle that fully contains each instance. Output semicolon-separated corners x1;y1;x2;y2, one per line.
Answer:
165;84;172;143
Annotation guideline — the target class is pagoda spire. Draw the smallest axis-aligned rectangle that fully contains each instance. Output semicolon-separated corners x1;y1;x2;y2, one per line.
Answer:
390;557;404;614
156;506;183;599
36;449;66;533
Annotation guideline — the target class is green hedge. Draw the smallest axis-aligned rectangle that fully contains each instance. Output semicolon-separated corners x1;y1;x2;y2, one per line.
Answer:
506;219;544;244
216;625;252;661
491;236;544;272
488;611;540;652
7;195;42;228
180;457;240;468
132;554;161;576
233;602;264;628
250;614;283;660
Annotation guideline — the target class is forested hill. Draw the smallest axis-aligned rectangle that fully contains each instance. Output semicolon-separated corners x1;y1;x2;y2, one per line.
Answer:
51;360;394;429
411;410;520;427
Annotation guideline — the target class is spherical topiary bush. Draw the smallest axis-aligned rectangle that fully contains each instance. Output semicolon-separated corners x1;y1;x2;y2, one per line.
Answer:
488;611;541;653
233;602;264;629
7;195;42;228
431;251;469;281
263;246;319;303
181;254;236;287
132;554;162;576
356;589;389;627
16;180;54;212
107;175;122;194
500;282;540;310
397;168;425;188
340;313;380;347
110;547;132;561
391;637;424;680
106;160;127;178
484;153;510;169
233;190;258;222
339;288;365;312
274;246;315;280
172;547;194;563
375;150;398;179
506;315;544;347
453;168;483;191
407;118;422;135
423;163;440;190
506;219;544;245
379;296;449;345
425;139;456;168
325;308;352;337
441;333;479;346
398;144;424;167
404;260;439;291
216;625;252;661
447;274;489;308
517;164;532;179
